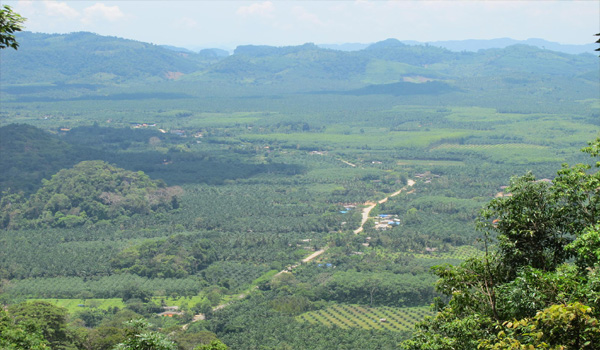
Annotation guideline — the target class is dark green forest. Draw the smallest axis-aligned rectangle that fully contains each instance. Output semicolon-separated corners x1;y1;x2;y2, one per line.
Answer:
0;30;598;350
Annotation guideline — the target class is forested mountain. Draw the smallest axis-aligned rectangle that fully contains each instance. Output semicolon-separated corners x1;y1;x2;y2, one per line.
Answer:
0;31;217;84
320;38;597;55
1;31;597;92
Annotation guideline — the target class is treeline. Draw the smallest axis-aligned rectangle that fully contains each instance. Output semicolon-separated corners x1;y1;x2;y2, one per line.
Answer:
1;300;228;350
0;124;98;195
4;274;204;300
0;229;307;280
0;124;308;195
308;270;435;307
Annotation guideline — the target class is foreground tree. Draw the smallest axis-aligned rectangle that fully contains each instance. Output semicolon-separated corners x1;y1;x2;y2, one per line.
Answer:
403;137;600;350
479;301;600;350
7;301;83;349
0;309;49;350
0;5;25;50
193;340;228;350
113;319;177;350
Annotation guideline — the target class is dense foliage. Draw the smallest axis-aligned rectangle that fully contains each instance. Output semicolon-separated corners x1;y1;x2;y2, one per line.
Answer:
0;5;25;50
403;139;600;349
1;160;182;229
0;308;49;349
7;301;81;349
0;31;217;84
114;319;177;350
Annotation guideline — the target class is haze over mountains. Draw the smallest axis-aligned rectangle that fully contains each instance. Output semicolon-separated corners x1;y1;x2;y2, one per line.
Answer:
1;32;597;91
319;37;597;55
171;38;596;56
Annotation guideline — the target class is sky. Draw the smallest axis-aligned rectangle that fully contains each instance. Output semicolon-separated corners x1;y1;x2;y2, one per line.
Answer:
4;0;599;51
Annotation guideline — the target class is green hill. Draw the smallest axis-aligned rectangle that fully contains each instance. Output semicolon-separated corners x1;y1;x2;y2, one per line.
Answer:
0;31;216;85
207;43;370;88
1;160;182;229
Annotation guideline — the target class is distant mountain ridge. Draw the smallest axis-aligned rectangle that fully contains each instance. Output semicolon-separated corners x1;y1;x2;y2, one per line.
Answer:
0;31;220;84
320;38;596;55
1;31;597;95
160;44;229;58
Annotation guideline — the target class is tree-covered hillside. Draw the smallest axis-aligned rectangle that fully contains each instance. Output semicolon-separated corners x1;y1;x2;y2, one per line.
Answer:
2;31;597;98
1;160;182;229
0;31;217;84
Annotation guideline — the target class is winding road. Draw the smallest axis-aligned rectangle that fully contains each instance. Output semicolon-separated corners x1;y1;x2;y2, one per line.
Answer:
183;179;415;328
354;179;415;234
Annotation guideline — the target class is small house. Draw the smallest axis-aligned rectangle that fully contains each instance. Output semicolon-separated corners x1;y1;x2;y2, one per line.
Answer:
157;311;183;317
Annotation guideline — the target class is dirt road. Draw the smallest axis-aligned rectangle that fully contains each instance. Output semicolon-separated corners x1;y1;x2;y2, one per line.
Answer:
353;179;414;234
184;179;415;327
339;159;357;167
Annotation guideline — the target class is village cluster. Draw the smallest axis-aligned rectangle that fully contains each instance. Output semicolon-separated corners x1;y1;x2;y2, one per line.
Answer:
373;214;401;231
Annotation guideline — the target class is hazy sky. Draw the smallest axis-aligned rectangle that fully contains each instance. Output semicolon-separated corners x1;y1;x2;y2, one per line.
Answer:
5;0;599;50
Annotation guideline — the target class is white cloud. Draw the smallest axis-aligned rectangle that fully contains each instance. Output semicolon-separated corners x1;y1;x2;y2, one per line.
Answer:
236;1;275;18
355;0;375;10
82;3;124;24
175;16;198;29
293;6;324;26
11;0;39;21
43;0;79;20
17;0;35;11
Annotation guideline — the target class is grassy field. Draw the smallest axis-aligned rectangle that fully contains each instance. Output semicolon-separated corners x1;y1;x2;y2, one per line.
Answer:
297;304;434;332
29;294;210;313
30;298;126;313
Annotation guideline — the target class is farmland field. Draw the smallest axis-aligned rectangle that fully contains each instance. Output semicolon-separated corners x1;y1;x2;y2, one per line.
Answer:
298;305;434;332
